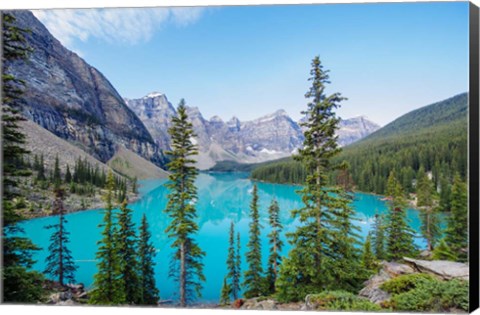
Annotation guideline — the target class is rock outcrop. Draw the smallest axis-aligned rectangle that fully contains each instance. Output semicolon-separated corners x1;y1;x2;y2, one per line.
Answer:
359;261;415;304
6;11;165;167
403;257;469;281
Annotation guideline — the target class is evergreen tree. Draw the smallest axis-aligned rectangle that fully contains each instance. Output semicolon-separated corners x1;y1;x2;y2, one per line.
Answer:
276;56;363;302
416;167;441;251
266;199;283;294
36;154;46;181
445;174;468;261
116;199;141;304
432;239;457;261
53;154;62;189
90;171;125;305
2;12;45;303
219;277;231;305
132;176;138;194
235;232;241;298
362;233;376;271
385;171;417;261
138;214;160;305
439;175;452;212
65;164;72;183
226;222;240;300
44;188;77;286
164;99;205;306
243;184;264;298
371;213;386;260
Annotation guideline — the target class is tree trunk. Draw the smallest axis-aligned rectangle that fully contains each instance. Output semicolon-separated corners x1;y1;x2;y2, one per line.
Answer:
180;241;186;307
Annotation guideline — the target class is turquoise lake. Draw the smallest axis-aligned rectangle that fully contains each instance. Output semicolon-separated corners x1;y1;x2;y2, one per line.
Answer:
19;172;427;303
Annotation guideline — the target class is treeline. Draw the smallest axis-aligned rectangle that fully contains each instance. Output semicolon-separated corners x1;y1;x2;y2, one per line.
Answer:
336;120;467;196
251;159;305;184
28;153;132;201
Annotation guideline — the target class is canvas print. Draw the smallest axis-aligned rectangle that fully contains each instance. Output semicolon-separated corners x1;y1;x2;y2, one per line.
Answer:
1;1;477;313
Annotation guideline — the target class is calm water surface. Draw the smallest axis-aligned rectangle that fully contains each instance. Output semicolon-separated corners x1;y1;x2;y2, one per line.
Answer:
19;172;427;303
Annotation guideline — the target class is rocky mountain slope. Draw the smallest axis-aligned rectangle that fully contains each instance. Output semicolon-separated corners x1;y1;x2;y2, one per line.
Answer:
125;92;380;169
337;116;380;147
5;11;165;167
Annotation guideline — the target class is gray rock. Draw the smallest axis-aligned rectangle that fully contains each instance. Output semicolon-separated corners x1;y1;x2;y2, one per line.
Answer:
48;293;61;304
403;257;469;281
358;262;413;305
257;299;277;310
382;261;416;277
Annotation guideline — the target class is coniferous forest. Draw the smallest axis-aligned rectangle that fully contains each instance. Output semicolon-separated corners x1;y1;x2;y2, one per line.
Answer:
1;7;472;314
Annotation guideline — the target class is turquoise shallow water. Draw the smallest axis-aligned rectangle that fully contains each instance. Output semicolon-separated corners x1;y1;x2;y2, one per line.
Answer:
19;172;427;303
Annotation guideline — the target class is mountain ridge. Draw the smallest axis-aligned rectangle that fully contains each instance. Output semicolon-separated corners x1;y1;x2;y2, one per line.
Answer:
125;92;380;169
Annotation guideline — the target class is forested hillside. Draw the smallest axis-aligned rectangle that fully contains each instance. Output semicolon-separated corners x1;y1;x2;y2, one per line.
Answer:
251;93;468;198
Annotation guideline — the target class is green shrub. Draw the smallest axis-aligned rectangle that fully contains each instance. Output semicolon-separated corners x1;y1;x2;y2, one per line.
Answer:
391;279;469;312
308;291;382;311
381;273;436;294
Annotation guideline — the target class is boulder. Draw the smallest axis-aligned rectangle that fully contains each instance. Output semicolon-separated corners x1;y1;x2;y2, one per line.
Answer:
240;298;279;310
359;261;414;305
48;293;61;304
358;271;391;304
382;261;415;277
403;257;469;281
257;299;277;310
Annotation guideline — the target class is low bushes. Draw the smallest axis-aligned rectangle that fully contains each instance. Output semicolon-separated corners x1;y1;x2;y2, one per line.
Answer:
381;274;469;312
308;291;381;311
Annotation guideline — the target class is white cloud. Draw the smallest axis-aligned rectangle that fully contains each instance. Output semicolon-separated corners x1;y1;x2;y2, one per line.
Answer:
32;7;205;48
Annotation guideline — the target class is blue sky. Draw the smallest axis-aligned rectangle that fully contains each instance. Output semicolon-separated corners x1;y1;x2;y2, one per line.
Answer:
33;2;469;125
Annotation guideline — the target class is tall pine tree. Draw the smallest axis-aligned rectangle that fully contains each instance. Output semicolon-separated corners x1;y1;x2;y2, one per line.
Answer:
243;184;264;298
53;154;62;189
371;213;386;260
276;56;363;302
2;12;45;303
138;214;160;305
44;188;77;286
362;233;376;271
385;171;416;261
266;199;283;294
235;232;241;298
90;171;125;305
164;99;205;306
226;222;240;300
416;167;440;251
116;199;141;304
219;277;231;305
445;174;468;261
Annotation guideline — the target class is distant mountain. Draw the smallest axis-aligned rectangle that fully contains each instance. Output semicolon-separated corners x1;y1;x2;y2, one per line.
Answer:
126;92;380;169
124;92;175;151
299;115;380;147
355;92;467;143
5;11;165;167
337;116;380;147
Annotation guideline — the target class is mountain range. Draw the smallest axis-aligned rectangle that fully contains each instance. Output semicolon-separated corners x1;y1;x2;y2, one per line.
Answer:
125;93;380;169
7;10;380;174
